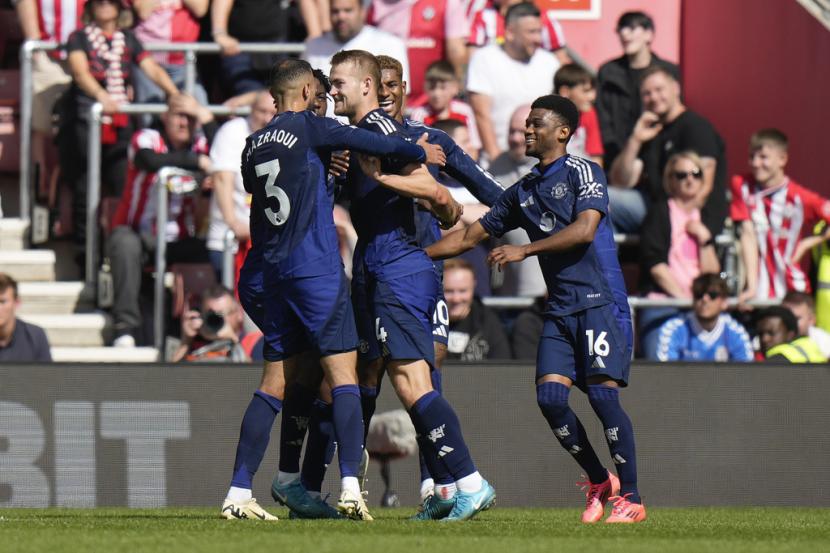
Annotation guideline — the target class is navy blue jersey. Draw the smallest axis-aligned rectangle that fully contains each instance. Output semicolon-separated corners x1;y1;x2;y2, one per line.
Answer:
401;119;505;252
348;109;434;281
241;110;425;281
480;155;630;317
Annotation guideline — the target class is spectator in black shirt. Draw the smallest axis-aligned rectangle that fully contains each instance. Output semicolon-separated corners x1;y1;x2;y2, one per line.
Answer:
444;258;511;361
596;11;679;168
59;0;182;251
0;273;52;362
608;66;726;237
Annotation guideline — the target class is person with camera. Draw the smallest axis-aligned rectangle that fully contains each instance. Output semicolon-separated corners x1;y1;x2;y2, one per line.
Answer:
172;285;257;362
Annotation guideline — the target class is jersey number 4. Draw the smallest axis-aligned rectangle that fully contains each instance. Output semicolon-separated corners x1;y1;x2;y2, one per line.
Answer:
255;159;291;226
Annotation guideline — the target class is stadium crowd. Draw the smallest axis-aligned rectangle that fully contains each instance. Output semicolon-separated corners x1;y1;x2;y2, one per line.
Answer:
3;0;830;364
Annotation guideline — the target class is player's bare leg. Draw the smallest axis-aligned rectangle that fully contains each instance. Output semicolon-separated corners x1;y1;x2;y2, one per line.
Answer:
321;350;373;521
584;376;645;523
388;359;495;521
221;360;287;520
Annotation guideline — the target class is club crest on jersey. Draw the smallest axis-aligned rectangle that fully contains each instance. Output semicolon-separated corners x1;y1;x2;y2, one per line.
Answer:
552;182;568;199
422;5;435;20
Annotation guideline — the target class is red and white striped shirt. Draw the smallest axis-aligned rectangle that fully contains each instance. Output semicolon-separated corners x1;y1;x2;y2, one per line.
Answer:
36;0;86;44
112;128;208;242
730;174;830;299
467;5;565;51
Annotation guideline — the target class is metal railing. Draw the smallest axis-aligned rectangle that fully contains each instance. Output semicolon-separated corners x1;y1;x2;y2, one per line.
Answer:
19;39;304;223
84;102;251;286
222;230;236;289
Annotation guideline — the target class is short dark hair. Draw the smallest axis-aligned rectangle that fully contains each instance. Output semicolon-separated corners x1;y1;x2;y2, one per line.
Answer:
782;290;815;313
312;68;331;93
750;128;789;153
505;1;540;25
553;64;595;93
431;118;465;137
616;11;654;32
691;273;729;299
424;60;457;83
269;58;313;96
0;272;18;299
330;50;382;94
530;94;580;139
376;55;404;81
756;305;799;335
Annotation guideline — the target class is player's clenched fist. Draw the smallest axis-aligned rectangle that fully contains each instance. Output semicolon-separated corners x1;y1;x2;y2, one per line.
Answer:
417;133;446;166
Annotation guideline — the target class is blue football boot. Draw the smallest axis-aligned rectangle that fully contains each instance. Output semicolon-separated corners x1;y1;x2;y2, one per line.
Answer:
440;480;496;522
271;478;342;519
410;492;456;521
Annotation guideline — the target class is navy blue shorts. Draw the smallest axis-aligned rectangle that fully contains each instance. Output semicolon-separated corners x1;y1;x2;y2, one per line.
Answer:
355;270;438;368
431;290;449;347
536;302;633;391
245;269;357;362
352;273;382;363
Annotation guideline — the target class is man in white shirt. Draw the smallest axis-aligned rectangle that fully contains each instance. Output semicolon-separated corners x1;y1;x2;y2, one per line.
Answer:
466;2;559;162
207;90;276;280
304;0;410;85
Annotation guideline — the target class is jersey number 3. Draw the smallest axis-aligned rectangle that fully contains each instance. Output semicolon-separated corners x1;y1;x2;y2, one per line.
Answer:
255;159;290;226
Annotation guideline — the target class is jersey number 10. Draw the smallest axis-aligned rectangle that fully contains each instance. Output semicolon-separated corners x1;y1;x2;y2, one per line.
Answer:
255;159;291;226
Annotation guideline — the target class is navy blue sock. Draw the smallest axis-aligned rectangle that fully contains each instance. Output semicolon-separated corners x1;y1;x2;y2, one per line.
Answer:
331;384;364;478
359;384;379;444
587;385;640;503
417;368;443;483
536;382;607;485
278;383;316;474
230;390;282;489
410;391;476;481
300;399;335;492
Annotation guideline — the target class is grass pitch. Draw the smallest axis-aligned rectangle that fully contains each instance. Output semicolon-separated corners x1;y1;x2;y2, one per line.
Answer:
1;507;829;553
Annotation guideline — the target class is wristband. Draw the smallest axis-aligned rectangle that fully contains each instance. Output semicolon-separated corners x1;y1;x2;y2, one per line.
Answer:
212;30;228;38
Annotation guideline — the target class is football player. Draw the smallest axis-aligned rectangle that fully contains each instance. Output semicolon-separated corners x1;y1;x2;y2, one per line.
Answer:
427;94;647;523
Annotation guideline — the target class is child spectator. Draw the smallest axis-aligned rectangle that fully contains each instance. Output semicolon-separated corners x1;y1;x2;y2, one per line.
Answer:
553;64;603;165
408;61;481;153
730;129;830;302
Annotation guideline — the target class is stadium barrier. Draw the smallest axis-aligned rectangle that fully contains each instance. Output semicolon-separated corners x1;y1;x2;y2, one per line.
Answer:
19;39;304;225
2;361;828;508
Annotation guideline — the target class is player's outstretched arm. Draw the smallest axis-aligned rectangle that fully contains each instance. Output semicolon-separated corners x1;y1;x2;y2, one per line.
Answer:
356;155;462;228
426;221;490;260
488;208;601;270
319;119;432;165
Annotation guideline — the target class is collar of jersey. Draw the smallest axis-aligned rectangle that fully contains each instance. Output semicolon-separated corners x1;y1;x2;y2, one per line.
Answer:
530;154;569;179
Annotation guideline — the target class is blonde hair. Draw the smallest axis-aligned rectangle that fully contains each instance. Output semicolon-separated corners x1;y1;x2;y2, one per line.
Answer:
662;150;704;197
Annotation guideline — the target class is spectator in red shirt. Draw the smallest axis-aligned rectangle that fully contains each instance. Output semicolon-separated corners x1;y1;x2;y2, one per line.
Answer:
553;63;603;166
367;0;469;98
408;60;482;153
730;129;830;302
467;0;570;65
107;96;215;347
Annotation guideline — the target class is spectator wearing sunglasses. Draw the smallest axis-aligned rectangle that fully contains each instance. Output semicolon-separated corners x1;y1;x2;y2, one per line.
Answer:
607;66;726;237
637;151;721;359
655;273;753;362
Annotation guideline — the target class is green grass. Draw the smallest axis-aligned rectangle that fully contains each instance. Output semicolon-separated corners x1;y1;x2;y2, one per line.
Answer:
2;507;830;553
